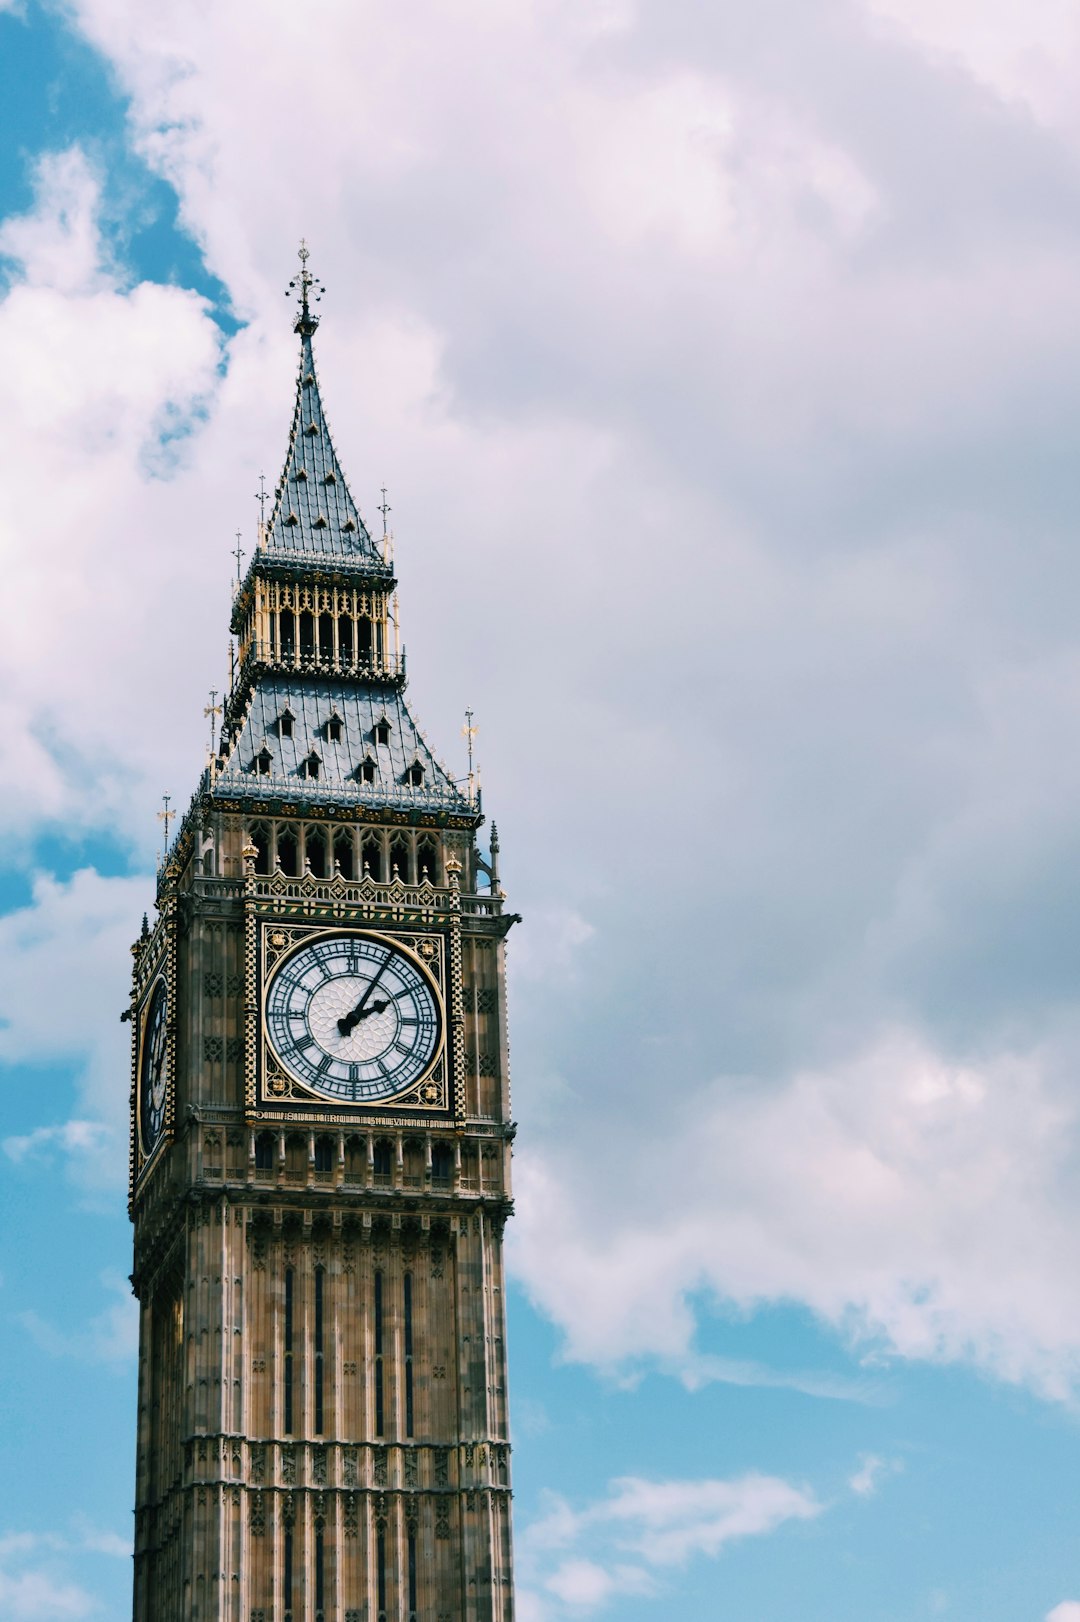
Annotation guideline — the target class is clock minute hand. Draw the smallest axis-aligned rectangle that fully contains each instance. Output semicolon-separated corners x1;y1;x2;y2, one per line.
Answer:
338;952;392;1035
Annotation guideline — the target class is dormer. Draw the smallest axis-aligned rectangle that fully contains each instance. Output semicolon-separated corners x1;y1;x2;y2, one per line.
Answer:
279;706;296;739
301;749;321;781
373;714;392;747
358;754;377;785
326;710;343;744
404;757;425;788
253;745;273;777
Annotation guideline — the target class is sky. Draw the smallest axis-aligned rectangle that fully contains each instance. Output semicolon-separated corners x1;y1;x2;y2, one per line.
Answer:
4;0;1080;1616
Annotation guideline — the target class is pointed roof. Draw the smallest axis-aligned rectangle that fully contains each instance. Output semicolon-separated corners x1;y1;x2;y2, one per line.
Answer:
261;260;388;569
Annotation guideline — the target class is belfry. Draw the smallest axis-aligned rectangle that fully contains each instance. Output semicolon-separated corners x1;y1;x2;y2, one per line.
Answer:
128;249;518;1622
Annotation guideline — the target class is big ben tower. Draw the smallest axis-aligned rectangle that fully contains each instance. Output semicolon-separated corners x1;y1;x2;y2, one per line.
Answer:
128;248;518;1622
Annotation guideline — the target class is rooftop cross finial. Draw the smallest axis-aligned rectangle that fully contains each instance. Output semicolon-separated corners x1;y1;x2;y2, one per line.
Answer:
286;239;325;336
232;530;245;584
379;486;391;540
157;793;174;861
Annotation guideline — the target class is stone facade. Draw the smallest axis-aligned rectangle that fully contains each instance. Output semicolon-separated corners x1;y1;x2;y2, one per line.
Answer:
128;254;518;1622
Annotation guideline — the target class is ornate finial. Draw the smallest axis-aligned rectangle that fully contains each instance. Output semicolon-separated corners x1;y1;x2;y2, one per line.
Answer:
254;472;268;538
204;689;222;756
232;530;245;584
286;239;325;335
462;708;478;788
378;486;391;540
157;793;174;860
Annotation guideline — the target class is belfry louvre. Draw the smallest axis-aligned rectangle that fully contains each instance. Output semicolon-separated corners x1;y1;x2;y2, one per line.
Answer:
128;251;518;1622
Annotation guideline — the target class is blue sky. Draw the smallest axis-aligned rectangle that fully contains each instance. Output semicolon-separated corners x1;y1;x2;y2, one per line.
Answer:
4;0;1080;1618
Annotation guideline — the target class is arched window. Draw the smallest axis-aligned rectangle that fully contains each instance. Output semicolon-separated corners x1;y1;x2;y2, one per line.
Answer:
299;610;315;662
417;835;439;884
280;609;295;660
313;1137;333;1173
373;1139;393;1180
431;1142;453;1182
318;612;334;663
255;1131;274;1171
338;614;354;664
249;825;270;875
358;618;373;665
333;830;354;880
277;828;298;877
305;826;327;878
362;836;383;881
389;834;411;883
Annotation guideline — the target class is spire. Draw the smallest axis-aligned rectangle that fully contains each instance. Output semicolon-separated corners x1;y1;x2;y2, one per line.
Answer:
288;239;322;336
262;243;388;569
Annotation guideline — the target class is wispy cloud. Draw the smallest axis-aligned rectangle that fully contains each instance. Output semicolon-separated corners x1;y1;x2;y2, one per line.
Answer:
0;1522;129;1620
518;1472;822;1616
15;1272;137;1367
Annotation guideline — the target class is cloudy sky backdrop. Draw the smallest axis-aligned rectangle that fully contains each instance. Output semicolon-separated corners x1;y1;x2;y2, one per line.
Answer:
4;0;1080;1617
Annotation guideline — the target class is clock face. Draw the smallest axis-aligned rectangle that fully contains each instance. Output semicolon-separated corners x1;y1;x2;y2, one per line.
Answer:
139;978;169;1153
265;933;442;1103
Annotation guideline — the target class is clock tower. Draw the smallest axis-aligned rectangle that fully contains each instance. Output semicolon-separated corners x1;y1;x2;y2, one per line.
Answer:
128;252;518;1622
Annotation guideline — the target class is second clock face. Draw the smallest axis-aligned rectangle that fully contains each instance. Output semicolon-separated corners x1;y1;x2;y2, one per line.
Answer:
139;977;169;1153
265;933;441;1102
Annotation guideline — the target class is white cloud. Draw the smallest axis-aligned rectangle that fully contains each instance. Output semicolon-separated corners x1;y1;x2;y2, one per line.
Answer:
512;1029;1080;1400
1047;1606;1080;1622
8;0;1080;1409
17;1271;138;1366
3;1121;110;1163
848;1453;901;1497
519;1472;821;1616
0;868;150;1187
0;1523;129;1620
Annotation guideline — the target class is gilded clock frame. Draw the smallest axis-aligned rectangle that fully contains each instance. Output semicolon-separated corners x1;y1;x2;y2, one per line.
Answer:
251;917;451;1119
134;955;175;1179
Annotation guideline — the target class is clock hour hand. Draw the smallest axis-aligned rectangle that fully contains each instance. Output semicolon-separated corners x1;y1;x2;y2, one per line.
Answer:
337;953;392;1035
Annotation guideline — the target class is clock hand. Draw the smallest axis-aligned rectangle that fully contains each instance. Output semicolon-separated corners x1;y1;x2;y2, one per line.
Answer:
338;953;392;1035
355;998;389;1021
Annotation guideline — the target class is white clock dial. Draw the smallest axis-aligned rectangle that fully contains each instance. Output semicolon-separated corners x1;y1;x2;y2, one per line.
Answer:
265;933;441;1102
139;978;168;1152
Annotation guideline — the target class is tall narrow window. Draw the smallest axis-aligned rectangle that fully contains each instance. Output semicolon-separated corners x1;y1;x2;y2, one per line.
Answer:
333;831;354;880
314;1266;325;1435
255;1132;274;1171
408;1527;417;1620
361;835;382;878
283;1528;294;1622
315;1526;325;1622
376;1525;387;1622
299;610;315;662
338;614;353;665
374;1270;385;1438
404;1272;414;1439
250;825;270;873
284;1268;294;1433
280;609;295;661
277;829;298;878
